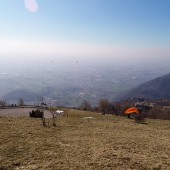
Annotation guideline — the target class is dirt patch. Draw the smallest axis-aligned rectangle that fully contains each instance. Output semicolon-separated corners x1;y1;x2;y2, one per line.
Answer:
0;108;36;117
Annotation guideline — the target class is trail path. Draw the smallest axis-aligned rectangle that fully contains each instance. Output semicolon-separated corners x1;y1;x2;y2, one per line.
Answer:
0;108;35;117
0;108;52;118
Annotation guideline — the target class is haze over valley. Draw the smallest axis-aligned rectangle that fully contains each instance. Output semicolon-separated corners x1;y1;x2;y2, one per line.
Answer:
1;57;170;106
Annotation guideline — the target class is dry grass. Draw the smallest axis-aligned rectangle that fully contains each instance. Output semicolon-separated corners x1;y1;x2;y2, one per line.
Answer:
0;109;170;170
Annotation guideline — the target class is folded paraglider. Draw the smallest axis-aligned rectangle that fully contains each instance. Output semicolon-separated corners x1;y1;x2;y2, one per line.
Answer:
125;107;139;118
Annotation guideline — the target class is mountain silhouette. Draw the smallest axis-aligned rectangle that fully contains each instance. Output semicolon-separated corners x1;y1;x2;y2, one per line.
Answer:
121;73;170;99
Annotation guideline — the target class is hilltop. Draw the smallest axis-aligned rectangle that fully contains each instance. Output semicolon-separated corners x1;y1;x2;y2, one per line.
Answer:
0;109;169;169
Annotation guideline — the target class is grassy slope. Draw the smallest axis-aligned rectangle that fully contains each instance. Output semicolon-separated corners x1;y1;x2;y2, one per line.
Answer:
0;110;170;170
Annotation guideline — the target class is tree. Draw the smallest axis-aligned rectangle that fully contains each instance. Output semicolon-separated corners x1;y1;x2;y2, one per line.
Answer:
99;99;113;114
0;100;6;108
37;96;45;106
114;104;122;116
18;98;24;107
80;100;92;111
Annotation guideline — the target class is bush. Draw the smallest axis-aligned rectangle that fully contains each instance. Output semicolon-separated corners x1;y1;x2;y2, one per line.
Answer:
29;109;43;118
147;106;162;119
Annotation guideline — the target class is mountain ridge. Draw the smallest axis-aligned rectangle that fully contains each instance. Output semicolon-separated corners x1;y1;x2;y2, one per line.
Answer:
121;73;170;99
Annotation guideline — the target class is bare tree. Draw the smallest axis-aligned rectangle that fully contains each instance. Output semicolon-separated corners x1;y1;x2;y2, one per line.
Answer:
0;100;6;108
99;99;112;115
37;96;45;106
18;98;24;107
48;107;57;126
80;99;92;111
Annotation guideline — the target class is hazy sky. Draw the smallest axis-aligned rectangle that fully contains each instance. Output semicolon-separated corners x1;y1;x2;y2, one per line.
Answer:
0;0;170;61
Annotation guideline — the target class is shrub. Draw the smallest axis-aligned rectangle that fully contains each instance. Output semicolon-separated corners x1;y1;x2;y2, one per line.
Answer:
147;106;162;119
29;109;43;118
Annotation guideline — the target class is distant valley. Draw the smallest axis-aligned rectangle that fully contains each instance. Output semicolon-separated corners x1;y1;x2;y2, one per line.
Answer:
1;58;170;106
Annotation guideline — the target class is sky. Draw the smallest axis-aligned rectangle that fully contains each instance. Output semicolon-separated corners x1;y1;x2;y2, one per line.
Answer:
0;0;170;62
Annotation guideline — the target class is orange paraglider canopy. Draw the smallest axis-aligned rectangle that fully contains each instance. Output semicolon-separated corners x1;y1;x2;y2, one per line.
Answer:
125;107;139;115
